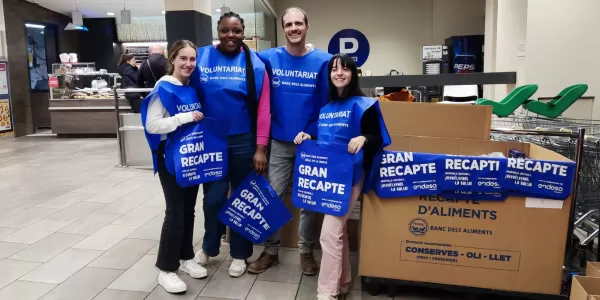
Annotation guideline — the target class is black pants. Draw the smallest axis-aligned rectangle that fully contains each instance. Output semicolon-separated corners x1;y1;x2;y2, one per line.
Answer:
155;142;199;272
128;97;142;113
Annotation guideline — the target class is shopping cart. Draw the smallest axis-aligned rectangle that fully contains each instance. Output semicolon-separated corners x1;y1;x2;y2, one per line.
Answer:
492;115;600;135
491;116;600;270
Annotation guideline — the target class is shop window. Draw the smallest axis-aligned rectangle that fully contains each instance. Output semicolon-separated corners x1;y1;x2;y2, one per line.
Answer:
25;23;58;93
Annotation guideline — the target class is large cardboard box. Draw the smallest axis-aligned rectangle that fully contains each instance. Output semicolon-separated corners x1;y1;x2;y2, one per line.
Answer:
570;276;600;300
359;102;574;295
588;262;600;277
359;136;573;295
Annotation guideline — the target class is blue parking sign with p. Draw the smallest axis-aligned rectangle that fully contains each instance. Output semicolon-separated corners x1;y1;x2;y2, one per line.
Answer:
328;29;370;67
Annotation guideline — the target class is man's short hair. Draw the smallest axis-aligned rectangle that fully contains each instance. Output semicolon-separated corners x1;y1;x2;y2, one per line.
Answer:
280;7;308;28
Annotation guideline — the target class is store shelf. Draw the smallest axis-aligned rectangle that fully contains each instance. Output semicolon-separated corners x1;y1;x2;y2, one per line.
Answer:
359;72;517;88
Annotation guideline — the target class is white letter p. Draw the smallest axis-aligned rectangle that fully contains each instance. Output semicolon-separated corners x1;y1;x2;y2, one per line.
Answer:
340;38;358;54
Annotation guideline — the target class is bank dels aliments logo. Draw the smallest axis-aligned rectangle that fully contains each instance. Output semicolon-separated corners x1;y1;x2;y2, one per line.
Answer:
272;77;281;88
328;29;370;67
300;151;307;160
409;218;429;237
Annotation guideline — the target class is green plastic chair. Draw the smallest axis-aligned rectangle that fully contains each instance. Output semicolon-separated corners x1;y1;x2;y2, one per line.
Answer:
475;84;539;117
525;84;588;119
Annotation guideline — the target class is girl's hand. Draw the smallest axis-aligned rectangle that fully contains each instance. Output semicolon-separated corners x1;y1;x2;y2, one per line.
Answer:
191;111;204;122
348;136;367;154
294;132;311;144
253;145;268;174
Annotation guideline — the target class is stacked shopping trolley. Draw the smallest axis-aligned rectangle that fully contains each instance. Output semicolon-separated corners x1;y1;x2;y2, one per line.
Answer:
491;115;600;269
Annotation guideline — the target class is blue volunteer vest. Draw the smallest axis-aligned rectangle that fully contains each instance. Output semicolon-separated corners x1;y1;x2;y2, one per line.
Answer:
317;96;391;185
259;47;332;142
193;46;265;136
140;80;202;175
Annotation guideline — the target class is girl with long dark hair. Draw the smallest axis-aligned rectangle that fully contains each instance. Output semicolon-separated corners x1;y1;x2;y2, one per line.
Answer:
294;53;390;300
141;40;208;294
191;12;271;278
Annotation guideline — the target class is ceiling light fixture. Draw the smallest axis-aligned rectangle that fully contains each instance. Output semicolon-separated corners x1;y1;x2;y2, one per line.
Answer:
122;42;168;47
219;5;230;15
161;11;166;14
106;12;115;16
218;0;230;15
25;23;45;29
65;0;89;31
121;0;131;24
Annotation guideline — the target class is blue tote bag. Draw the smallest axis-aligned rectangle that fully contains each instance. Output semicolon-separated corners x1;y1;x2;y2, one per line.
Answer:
170;118;229;188
218;172;293;244
291;140;362;216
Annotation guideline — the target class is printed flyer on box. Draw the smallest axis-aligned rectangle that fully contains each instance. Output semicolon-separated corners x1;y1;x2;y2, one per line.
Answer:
292;140;355;216
504;158;576;199
375;151;441;198
438;156;507;193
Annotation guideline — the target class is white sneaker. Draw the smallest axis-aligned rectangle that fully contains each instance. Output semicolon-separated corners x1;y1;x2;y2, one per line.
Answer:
317;293;337;300
179;259;208;279
228;259;247;277
194;250;209;266
158;271;187;294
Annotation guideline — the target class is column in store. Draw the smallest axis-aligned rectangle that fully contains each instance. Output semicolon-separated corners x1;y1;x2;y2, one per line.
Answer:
164;0;212;49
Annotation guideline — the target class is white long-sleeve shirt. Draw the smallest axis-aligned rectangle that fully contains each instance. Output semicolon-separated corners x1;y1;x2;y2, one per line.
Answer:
145;75;195;141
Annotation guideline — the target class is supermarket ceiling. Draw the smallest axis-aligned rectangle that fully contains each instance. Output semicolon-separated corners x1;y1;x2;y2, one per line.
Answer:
26;0;263;18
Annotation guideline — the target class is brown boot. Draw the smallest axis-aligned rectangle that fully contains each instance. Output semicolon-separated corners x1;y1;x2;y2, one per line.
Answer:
247;252;279;274
300;253;318;276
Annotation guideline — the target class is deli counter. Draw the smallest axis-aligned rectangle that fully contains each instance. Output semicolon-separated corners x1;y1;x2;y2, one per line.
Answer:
48;62;131;136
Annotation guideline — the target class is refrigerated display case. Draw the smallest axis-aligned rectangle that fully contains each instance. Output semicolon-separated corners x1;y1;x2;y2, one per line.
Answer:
48;62;131;136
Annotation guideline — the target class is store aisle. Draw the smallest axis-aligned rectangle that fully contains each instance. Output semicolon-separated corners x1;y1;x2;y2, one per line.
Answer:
0;137;513;300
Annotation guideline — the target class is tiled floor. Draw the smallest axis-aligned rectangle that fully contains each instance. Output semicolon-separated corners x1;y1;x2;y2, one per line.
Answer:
0;137;514;300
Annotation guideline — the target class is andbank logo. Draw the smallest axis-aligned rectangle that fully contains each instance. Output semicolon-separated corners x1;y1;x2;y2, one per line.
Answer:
328;29;370;67
200;74;209;83
272;77;281;88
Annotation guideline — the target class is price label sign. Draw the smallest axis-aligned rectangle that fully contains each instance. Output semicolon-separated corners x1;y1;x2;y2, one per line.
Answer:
48;76;59;89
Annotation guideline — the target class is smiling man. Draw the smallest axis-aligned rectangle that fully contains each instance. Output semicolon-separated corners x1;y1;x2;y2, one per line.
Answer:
251;7;332;276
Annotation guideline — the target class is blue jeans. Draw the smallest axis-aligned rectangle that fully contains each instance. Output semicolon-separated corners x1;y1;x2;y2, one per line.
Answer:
202;133;255;260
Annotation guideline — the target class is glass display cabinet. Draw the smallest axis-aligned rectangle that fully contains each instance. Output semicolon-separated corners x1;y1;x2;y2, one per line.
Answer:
48;62;132;136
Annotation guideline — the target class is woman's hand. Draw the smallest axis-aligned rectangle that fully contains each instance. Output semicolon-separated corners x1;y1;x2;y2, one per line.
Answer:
294;132;311;144
253;145;268;174
191;111;204;122
348;136;367;154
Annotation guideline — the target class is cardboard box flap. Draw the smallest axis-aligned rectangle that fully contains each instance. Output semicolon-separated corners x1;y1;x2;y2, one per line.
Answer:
380;102;492;140
387;135;529;157
571;276;600;300
528;143;573;162
588;262;600;278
